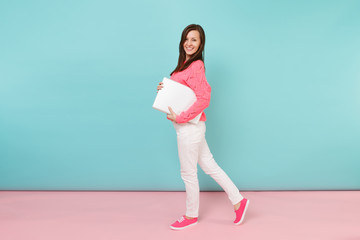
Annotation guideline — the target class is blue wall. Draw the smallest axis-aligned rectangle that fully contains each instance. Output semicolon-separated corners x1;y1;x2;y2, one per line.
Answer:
1;0;359;190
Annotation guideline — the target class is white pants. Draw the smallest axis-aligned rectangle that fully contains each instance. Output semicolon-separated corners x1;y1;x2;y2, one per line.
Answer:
173;121;243;218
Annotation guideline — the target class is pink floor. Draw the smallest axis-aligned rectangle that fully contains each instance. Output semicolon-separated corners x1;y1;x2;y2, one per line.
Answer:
0;191;359;240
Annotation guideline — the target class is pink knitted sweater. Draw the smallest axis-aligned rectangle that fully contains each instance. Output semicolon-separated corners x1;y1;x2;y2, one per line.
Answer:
169;60;211;123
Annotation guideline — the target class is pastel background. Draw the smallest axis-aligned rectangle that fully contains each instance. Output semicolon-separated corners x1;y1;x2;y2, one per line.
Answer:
0;0;359;191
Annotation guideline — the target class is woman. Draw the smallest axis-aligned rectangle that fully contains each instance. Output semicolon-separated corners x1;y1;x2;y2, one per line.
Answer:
157;24;249;230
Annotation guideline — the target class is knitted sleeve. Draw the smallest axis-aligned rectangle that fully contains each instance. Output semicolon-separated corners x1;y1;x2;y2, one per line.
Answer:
175;60;211;123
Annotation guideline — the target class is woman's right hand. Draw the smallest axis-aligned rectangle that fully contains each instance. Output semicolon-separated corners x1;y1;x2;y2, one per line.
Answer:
157;82;164;92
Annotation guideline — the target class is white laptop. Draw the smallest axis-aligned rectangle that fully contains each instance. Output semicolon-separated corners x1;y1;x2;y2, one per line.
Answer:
152;77;202;124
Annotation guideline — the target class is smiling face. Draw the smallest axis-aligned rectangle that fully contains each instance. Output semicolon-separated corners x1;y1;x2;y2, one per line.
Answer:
183;30;201;61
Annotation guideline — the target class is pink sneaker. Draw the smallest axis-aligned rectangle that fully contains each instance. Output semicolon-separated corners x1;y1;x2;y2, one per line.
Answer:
170;215;198;230
234;198;250;225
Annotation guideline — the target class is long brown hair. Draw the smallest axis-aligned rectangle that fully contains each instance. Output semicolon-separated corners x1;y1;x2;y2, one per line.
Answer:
170;24;205;76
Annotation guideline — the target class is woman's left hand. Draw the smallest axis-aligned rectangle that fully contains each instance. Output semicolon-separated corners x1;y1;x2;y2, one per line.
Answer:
167;107;177;122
